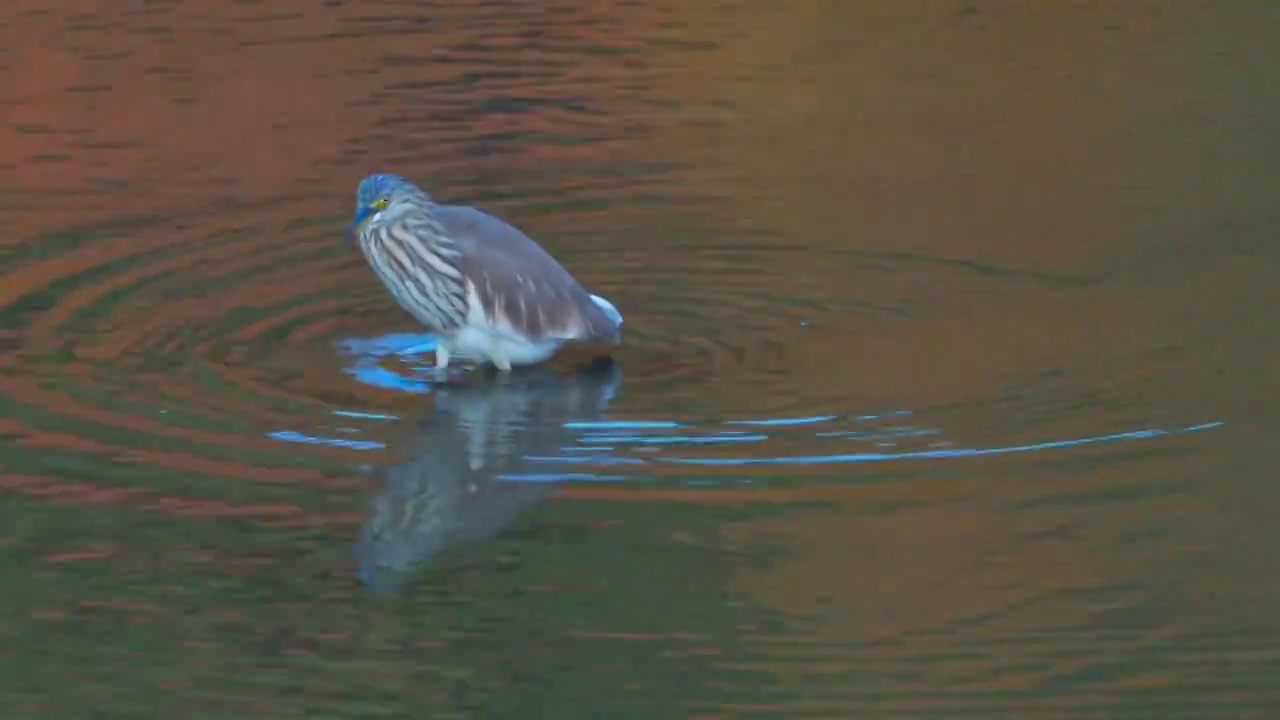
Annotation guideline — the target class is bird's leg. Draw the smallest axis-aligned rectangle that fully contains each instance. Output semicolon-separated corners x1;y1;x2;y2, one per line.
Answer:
435;343;450;369
491;354;512;373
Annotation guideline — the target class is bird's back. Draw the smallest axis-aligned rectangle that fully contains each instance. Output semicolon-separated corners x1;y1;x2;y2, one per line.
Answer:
433;204;621;344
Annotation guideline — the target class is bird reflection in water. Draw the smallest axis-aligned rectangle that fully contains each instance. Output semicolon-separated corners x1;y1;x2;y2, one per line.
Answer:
354;358;623;592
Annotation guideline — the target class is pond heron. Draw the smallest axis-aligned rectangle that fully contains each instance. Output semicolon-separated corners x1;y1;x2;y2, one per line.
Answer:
346;173;623;371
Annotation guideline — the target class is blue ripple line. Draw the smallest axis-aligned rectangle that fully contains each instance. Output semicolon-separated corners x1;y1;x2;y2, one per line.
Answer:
497;472;629;483
333;409;400;421
339;333;437;357
345;360;434;394
816;428;942;440
578;433;769;446
525;455;648;466
724;415;838;427
856;410;913;421
268;430;386;451
564;421;686;429
650;422;1225;466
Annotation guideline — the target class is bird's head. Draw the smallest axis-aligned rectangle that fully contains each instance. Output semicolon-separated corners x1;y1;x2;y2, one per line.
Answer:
345;173;431;244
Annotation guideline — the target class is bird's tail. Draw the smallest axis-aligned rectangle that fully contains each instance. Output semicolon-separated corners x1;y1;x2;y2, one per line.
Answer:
588;293;623;344
589;294;622;325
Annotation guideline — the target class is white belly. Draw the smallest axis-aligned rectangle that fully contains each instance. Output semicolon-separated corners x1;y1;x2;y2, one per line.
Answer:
445;326;563;367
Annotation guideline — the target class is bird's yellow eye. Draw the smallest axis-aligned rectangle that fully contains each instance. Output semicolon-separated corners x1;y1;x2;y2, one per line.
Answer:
371;197;388;210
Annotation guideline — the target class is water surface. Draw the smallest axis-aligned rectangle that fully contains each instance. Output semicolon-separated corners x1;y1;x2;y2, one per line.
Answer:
2;1;1278;716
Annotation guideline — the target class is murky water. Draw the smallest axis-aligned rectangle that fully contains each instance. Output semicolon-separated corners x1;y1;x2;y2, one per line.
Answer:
3;0;1279;716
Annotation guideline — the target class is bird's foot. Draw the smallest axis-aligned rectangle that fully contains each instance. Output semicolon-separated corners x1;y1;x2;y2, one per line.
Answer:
417;365;464;385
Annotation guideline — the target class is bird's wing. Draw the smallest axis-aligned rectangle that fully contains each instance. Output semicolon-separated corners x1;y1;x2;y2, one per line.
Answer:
433;204;619;343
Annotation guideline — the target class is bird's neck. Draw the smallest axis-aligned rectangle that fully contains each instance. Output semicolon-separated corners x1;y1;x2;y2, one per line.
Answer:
361;201;452;251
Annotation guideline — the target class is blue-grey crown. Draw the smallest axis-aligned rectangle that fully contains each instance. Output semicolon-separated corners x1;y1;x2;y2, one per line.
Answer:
355;173;434;208
356;173;408;204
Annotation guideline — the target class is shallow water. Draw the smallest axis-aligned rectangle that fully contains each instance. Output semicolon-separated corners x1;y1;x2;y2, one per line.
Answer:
2;0;1279;716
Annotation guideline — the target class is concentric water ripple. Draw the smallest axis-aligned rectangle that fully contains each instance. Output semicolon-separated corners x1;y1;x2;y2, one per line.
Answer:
0;192;936;492
0;161;967;503
0;183;1230;519
0;200;396;497
262;329;1227;493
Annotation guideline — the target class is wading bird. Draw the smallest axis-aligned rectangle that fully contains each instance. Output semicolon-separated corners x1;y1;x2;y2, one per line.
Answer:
345;173;623;372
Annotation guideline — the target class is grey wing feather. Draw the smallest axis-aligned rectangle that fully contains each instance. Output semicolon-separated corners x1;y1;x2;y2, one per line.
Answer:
433;204;620;343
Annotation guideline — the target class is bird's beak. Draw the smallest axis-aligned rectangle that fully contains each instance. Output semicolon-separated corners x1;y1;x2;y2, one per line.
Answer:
345;206;374;246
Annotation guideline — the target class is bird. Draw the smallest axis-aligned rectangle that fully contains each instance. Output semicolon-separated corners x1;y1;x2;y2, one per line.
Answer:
344;173;623;372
